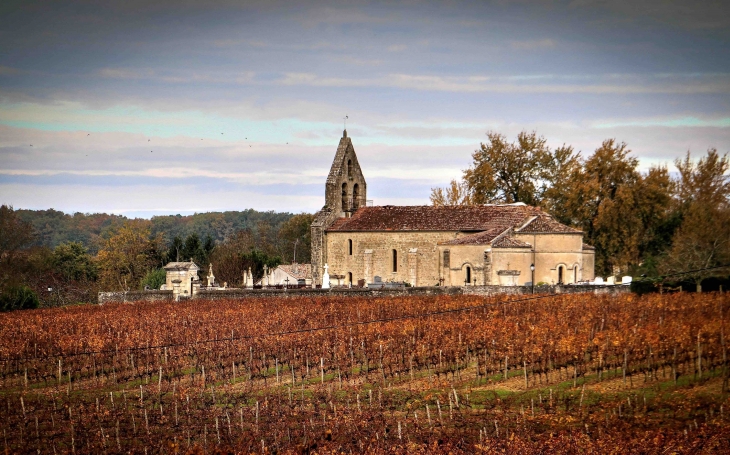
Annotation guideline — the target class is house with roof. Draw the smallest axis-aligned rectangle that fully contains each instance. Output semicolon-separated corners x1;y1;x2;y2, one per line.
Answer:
311;130;595;288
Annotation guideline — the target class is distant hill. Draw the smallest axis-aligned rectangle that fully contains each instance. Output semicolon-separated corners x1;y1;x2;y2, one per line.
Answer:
16;209;296;253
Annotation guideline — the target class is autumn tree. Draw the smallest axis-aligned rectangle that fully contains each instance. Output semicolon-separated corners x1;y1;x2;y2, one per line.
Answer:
277;213;314;263
96;221;164;291
660;148;730;291
462;131;550;205
429;179;473;206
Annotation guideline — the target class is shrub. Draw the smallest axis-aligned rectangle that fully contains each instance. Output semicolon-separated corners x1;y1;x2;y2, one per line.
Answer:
0;286;40;311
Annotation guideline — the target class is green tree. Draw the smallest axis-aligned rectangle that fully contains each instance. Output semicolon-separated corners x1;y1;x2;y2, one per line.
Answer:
51;242;97;282
140;268;166;290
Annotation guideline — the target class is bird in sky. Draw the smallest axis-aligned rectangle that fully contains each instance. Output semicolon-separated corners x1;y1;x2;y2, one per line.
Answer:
151;150;153;153
148;139;150;142
29;144;33;146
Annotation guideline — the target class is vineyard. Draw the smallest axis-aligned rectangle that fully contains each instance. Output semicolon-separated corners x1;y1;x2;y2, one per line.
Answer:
1;292;729;454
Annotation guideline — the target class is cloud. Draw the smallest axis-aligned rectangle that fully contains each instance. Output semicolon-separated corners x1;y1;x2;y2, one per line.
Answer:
509;39;557;50
272;72;730;95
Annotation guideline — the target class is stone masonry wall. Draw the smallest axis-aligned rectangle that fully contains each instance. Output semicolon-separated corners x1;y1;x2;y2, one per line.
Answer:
196;284;628;301
98;290;174;304
325;230;461;287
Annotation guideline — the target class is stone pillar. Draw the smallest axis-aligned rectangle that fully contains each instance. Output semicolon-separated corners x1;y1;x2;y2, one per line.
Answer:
363;249;373;286
408;248;418;287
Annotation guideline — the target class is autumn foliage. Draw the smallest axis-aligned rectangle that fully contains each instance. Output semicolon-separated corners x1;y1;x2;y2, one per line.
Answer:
0;292;728;453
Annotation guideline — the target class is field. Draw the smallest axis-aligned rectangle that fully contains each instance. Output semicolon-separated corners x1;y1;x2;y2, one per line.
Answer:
1;292;729;454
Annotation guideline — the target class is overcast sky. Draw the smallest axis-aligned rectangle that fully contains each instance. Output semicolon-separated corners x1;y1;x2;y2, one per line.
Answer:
1;0;728;217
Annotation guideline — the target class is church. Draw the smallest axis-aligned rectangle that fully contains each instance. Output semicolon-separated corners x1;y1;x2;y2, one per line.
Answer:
311;130;595;288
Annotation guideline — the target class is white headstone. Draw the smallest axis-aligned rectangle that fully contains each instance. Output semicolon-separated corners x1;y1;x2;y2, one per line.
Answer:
607;276;615;285
622;276;633;285
594;277;604;285
322;263;330;289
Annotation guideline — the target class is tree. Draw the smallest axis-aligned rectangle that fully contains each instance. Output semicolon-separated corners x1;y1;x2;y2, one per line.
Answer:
462;131;550;205
140;268;166;290
660;149;730;291
51;242;97;282
429;179;473;206
277;213;314;263
96;221;164;291
0;285;39;311
0;205;35;263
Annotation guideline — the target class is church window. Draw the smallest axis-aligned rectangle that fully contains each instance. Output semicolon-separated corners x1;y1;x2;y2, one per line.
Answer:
443;250;450;268
348;239;353;255
347;159;352;178
465;266;471;285
392;249;398;272
347;272;353;285
353;184;359;209
341;182;348;210
574;265;578;283
558;266;564;284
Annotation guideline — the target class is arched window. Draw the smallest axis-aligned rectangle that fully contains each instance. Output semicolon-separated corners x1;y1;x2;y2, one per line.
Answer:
558;266;564;284
573;266;578;283
352;183;359;209
347;272;353;285
347;159;352;178
348;239;353;255
392;249;398;272
465;266;471;285
341;182;348;210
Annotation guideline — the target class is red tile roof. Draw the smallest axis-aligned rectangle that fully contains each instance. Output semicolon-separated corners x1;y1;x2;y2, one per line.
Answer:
327;205;542;232
440;228;507;245
492;235;533;248
516;215;582;234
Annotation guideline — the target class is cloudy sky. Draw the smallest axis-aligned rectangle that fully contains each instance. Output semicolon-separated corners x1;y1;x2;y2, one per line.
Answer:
1;0;728;217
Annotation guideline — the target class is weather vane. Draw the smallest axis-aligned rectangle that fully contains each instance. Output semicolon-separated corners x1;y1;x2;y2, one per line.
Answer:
344;115;348;129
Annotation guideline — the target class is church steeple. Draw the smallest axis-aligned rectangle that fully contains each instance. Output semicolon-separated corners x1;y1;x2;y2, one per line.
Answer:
324;131;366;217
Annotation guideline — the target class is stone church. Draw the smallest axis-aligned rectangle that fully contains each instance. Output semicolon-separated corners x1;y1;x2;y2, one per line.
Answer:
311;130;595;288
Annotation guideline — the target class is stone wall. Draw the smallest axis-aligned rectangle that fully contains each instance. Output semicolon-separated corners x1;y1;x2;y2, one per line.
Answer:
98;290;174;304
325;230;459;288
196;284;628;300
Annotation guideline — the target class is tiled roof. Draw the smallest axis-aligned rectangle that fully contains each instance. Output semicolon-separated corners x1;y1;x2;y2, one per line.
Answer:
277;264;312;280
516;215;582;234
582;243;596;250
440;228;507;245
327;204;541;232
492;235;533;248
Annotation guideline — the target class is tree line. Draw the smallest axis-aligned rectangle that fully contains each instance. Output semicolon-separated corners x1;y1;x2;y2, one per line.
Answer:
431;131;730;290
0;206;313;310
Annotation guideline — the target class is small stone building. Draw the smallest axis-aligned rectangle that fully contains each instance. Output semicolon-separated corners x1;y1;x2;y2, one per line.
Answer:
162;261;200;299
311;130;595;287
